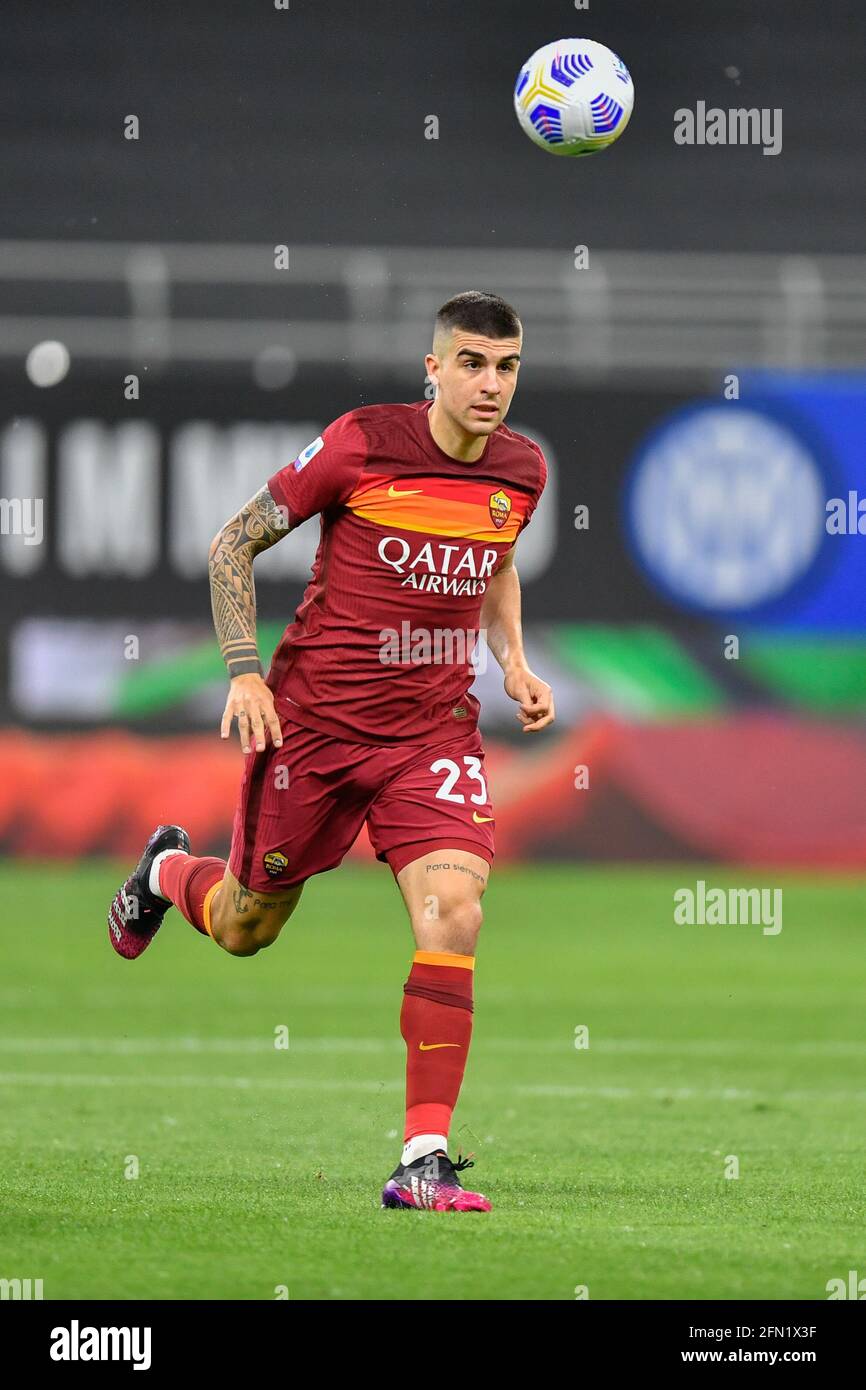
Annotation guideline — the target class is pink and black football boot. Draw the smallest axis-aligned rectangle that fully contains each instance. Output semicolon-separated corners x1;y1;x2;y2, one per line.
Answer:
107;824;190;960
381;1149;492;1212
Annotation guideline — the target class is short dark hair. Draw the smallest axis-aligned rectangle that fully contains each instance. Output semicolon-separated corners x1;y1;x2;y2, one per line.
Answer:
434;290;522;348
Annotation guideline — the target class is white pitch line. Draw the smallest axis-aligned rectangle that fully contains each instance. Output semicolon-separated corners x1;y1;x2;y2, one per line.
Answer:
0;1037;387;1055
0;1036;865;1057
0;1071;402;1093
516;1083;866;1103
0;1072;863;1104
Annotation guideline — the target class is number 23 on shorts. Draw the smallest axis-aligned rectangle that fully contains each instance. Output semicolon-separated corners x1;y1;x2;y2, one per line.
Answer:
431;755;493;823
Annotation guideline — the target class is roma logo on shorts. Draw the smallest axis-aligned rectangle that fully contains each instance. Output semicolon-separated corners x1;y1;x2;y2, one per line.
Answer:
263;850;289;878
489;489;512;529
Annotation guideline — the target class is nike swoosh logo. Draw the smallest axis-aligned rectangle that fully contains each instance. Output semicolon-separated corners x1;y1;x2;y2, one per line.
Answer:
388;484;423;497
419;1042;462;1051
472;812;494;823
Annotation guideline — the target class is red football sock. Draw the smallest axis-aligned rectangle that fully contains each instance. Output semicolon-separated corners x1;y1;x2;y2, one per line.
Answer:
158;854;225;938
400;950;475;1141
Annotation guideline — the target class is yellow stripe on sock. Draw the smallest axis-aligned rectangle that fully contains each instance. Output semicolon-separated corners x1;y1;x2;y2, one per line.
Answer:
202;883;221;940
413;949;475;971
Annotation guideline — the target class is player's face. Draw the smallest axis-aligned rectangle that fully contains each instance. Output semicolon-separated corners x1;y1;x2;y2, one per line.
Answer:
428;331;522;436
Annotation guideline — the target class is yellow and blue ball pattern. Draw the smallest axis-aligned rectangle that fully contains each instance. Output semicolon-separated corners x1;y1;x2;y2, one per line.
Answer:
514;37;634;157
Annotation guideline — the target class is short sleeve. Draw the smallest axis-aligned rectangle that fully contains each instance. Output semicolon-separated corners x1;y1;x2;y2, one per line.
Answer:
518;441;548;534
267;410;367;529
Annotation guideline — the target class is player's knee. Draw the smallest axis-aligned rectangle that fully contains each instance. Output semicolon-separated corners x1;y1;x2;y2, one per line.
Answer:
211;881;301;955
216;911;284;956
219;928;255;957
218;921;279;956
437;896;483;952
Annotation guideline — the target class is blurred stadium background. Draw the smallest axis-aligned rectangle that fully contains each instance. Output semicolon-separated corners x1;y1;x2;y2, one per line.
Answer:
1;0;864;872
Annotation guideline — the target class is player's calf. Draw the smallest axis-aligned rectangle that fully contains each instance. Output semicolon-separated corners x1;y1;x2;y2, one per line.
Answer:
383;849;490;1205
107;833;302;959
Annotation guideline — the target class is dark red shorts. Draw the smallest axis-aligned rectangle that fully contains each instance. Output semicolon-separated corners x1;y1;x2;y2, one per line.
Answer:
228;710;495;892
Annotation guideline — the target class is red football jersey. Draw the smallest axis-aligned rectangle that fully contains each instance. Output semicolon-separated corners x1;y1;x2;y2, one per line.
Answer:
265;398;547;744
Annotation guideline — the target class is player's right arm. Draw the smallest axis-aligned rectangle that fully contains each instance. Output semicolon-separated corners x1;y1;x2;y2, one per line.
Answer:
209;485;288;754
209;411;367;754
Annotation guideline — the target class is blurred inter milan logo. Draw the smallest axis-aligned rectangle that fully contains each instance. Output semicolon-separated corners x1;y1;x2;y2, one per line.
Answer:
624;405;828;614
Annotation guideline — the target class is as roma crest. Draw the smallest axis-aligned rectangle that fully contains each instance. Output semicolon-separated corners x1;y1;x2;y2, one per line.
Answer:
489;489;512;530
263;850;289;878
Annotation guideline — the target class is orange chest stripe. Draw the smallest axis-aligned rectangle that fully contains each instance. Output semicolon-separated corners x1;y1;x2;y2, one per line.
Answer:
346;476;526;542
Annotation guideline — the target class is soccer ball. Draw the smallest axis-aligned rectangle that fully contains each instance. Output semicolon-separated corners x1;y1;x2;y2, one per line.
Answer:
514;38;634;156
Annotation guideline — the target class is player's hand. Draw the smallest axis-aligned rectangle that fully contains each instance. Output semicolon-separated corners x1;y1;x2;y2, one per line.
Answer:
220;674;283;754
503;665;555;733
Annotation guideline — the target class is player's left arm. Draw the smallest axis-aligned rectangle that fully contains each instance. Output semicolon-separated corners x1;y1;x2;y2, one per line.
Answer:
479;543;555;733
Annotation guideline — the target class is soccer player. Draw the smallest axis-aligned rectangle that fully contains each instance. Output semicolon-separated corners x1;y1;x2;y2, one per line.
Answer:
108;291;554;1212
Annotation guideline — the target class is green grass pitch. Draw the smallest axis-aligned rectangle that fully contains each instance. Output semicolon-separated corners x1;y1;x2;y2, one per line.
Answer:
0;860;863;1300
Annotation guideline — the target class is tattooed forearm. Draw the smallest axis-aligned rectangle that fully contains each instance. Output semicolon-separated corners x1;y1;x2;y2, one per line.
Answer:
208;486;289;678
